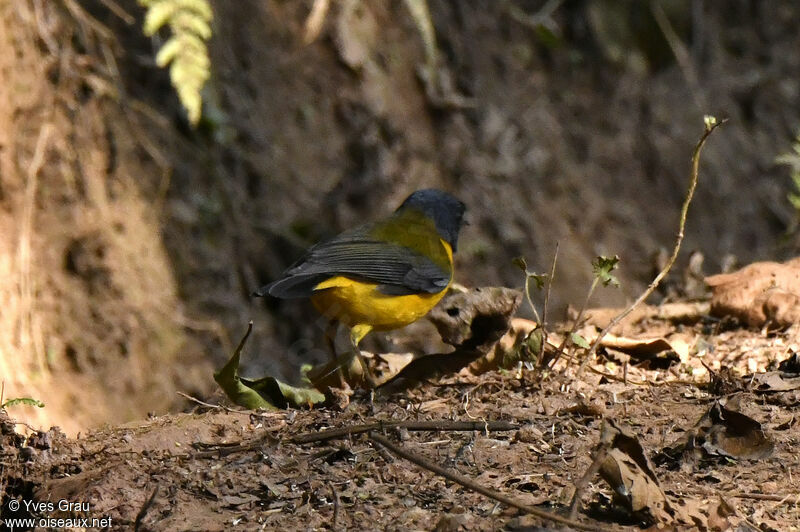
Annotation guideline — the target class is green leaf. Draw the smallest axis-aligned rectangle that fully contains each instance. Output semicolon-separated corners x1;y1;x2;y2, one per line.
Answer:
2;397;45;409
514;257;547;289
300;363;314;385
214;322;326;410
240;376;327;410
526;272;548;290
592;255;620;287
570;332;590;349
524;328;544;357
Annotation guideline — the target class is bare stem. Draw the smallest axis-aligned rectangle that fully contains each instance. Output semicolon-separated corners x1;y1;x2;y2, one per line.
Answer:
542;241;559;329
292;419;518;445
576;119;726;376
523;274;542;324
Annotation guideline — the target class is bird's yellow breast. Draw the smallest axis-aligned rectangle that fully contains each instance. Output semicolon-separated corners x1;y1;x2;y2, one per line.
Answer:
309;240;453;331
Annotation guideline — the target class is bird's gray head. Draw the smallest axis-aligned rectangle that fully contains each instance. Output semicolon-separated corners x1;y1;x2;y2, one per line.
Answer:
396;189;466;251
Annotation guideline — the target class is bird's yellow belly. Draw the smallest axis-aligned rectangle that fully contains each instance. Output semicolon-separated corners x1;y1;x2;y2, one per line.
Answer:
310;276;448;331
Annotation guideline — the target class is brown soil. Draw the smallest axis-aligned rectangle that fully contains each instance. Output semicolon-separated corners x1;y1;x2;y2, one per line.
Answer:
3;311;800;530
0;1;214;434
2;4;800;530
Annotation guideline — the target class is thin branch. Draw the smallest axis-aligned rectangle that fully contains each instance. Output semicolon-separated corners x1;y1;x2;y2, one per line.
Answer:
504;0;565;29
62;0;114;41
175;391;270;418
134;486;159;532
177;392;288;422
291;419;518;445
651;1;705;110
177;391;223;410
329;482;340;528
522;272;542;324
98;0;135;25
687;491;800;504
542;241;559;328
577;119;726;376
190;432;279;459
732;492;800;504
369;432;609;531
570;446;609;519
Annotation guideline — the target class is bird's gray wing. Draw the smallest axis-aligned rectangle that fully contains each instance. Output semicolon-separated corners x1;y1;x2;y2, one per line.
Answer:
258;227;450;298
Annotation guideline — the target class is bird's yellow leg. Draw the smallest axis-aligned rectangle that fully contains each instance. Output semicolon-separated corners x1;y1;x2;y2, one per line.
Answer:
351;324;372;345
350;324;377;388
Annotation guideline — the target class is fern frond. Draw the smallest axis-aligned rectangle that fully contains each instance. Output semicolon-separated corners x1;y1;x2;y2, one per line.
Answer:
139;0;213;125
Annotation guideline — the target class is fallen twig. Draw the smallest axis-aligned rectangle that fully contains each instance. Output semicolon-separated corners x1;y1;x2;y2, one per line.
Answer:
190;432;280;459
577;118;726;376
715;492;800;504
177;391;284;419
291;419;518;445
177;391;226;410
570;446;609;519
369;432;609;531
329;482;340;528
134;486;159;532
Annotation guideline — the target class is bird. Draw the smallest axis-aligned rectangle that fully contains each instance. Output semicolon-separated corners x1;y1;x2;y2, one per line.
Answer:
254;189;466;388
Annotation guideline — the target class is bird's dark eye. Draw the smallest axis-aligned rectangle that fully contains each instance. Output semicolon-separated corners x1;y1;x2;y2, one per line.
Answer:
446;307;459;317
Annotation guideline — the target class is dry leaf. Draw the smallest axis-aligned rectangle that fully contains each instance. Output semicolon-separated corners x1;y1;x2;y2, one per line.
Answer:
595;332;689;368
706;258;800;327
379;287;521;388
582;302;710;332
468;317;537;374
778;352;800;373
599;448;669;516
590;420;672;523
601;334;673;355
749;371;800;392
663;399;774;461
582;420;713;528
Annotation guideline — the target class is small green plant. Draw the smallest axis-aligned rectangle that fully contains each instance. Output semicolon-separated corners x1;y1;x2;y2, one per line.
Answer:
512;256;552;368
591;255;620;288
0;383;44;410
512;256;548;324
777;132;800;213
511;252;621;372
214;323;325;410
549;255;621;370
139;0;213;125
1;398;45;409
